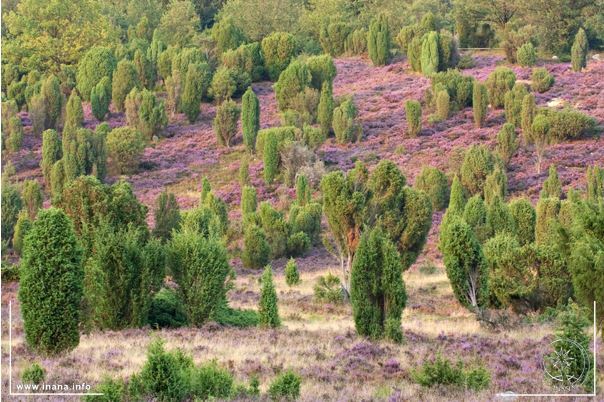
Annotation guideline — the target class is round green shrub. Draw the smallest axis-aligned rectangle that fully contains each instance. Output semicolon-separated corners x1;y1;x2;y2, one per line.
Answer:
213;99;240;147
148;288;188;329
22;362;45;385
268;371;301;401
190;361;234;400
485;67;516;108
531;67;554;93
460;145;495;195
106;127;146;174
242;224;270;269
509;198;536;245
111;60;139;113
261;32;297;81
286;231;310;257
496;123;518;165
313;273;344;304
333;99;361;143
77;47;116;101
90;76;111;121
516;43;536;67
414;166;449;210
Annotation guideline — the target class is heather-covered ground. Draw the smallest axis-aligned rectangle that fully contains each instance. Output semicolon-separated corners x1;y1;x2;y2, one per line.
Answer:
2;54;604;400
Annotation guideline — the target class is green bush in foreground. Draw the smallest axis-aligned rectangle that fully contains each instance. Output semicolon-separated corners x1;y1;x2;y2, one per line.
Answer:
148;288;188;329
268;370;301;401
516;42;536;67
285;258;300;286
412;355;490;391
314;273;344;304
22;362;45;384
531;68;554;93
259;265;280;328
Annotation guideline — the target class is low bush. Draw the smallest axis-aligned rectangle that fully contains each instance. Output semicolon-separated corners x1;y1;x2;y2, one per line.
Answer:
414;166;449;210
538;108;596;142
285;258;300;286
405;100;421;138
333;99;362;143
213;99;240;147
22;362;45;384
148;288;188;329
85;377;125;402
268;370;301;401
486;67;516;108
314;273;344;304
286;231;311;257
412;355;490;391
212;303;259;327
189;361;234;400
516;43;536;67
106;127;146;174
531;68;554;93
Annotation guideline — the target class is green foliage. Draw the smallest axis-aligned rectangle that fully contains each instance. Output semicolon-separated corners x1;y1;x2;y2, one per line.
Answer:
415;166;449;211
13;210;32;256
509;198;536;245
258;202;289;258
571;28;588;72
483;167;508;206
516;43;537;67
29;94;46;136
148;288;187;329
314;273;344;304
405;100;421;138
263;131;279;184
285;258;300;286
295;174;311;206
50;160;66;204
22;179;42;219
302;124;325;151
239;158;250;186
320;21;350;56
440;217;489;311
261;32;297;81
504;84;528;127
463;195;488;243
460;145;496;195
156;0;199;47
242;87;260;153
472;82;488;128
169;229;230;326
531;67;555;93
268;370;301;401
286;231;311;257
211;66;250;103
333;99;361;143
40;75;62;129
345;28;367;55
413;355;490;391
351;228;407;342
535;196;561;244
222;42;265;82
435;89;450;121
138;340;192;402
241;186;257;215
486;196;515;237
134;49;156;89
22;362;45;385
408;36;423;72
19;208;83;355
213;99;240;147
1;183;22;243
76;47;117;101
90;76;111;121
6;116;23;152
496;123;518;165
153;191;181;242
112;60;139;112
486;67;516;108
212;303;260;328
438;30;459;71
181;63;205;123
541;165;562;199
212;17;247;54
306;54;336;91
421;31;440;75
64;91;84;134
259;265;280;327
538;108;596;142
367;15;391;66
106;127;146;174
274;60;311;113
190;361;234;400
317;81;334;137
126;88;168;139
521;93;537;142
85;377;125;402
586;166;604;202
241;224;270;269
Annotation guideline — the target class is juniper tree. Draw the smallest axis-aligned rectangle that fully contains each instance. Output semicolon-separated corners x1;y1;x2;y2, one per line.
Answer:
1;183;22;243
6;116;23;152
317;81;334;137
12;210;32;257
242;224;270;269
435;89;449;120
259;265;280;327
285;258;300;286
367;15;391;66
263;131;279;184
22;180;43;220
586;166;604;202
261;32;297;81
40;75;62;129
351;227;406;342
76;47;116;101
153;190;181;241
483;166;508;206
63;91;84;135
414;166;449;211
463;195;489;242
50;160;66;204
200;177;212;205
571;28;588;72
509;198;536;245
181;63;205;122
332;99;361;143
112;60;139;112
531;114;551;174
486;67;516;108
460;145;496;196
90;76;111;121
241;87;260;153
472;82;488;128
541;165;562;199
496;123;518;165
405;100;421;137
19;208;83;355
440;217;489;312
213;99;240;147
421;31;440;75
535;196;561;245
408;36;423;72
504;83;528;127
239;158;250;186
29;94;46;136
521;93;536;143
486;195;516;237
241;185;257;215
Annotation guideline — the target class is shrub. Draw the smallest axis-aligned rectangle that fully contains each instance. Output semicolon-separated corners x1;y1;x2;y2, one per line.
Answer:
415;166;449;210
345;28;368;55
211;66;249;103
412;355;465;388
6;116;23;153
40;75;62;129
213;99;240;147
586;166;604;202
457;54;475;69
106;127;146;174
496;123;518;165
571;28;588;72
317;81;334;137
63;91;84;134
541;165;562;199
274;60;311;113
90;76;111;121
320;21;350;56
212;17;246;54
539;108;596;142
259;265;280;327
486;195;516;237
286;231;311;257
13;211;32;256
22;180;42;219
351;228;407;342
22;362;45;384
314;273;344;304
504;83;528;127
239;158;250;186
306;54;336;90
408;36;423;72
285;258;300;286
76;47;116;101
268;371;301;401
531;67;554;93
463;195;488;242
190;361;234;400
516;43;536;66
169;230;230;326
521;93;536;142
112;60;139;112
19;208;83;355
261;32;297;81
222;42;264;82
50;160;65;204
302;124;326;151
241;185;257;216
138;340;192;401
421;31;440;75
85;377;125;402
148;288;187;329
440;218;488;311
460;145;495;195
241;87;260;153
509;198;536;245
242;224;270;269
485;67;516;108
333;99;361;143
367;15;391;66
472;82;488;128
212;303;260;328
405;100;421;138
29;94;46;136
181;63;205;123
263;131;279;184
126;89;168;139
435;89;450;120
153;190;181;241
